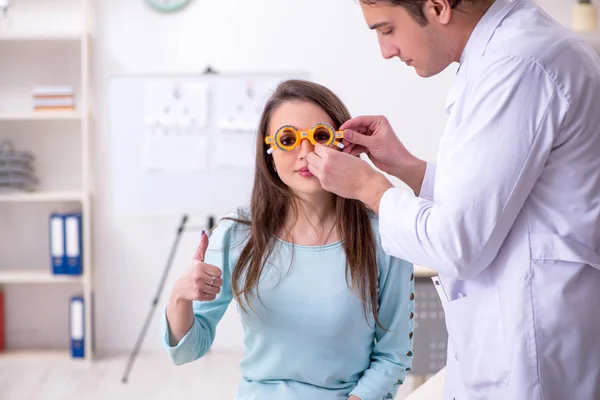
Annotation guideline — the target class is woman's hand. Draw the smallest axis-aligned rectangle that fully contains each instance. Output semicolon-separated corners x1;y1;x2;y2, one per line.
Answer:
172;231;224;302
348;395;362;400
166;231;223;345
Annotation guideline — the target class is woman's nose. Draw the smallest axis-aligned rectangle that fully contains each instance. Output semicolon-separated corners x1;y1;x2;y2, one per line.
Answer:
298;138;314;158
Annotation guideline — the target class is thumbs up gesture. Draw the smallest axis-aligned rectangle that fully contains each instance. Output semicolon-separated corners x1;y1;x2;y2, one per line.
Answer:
173;231;224;302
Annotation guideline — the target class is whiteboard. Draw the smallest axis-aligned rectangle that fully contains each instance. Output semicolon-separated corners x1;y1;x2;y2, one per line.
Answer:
108;72;308;216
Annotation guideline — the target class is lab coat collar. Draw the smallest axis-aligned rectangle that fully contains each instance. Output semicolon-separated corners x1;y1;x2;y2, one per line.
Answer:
445;0;525;113
459;0;525;64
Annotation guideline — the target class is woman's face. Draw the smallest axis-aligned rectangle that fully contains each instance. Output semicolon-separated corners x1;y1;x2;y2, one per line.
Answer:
268;100;337;197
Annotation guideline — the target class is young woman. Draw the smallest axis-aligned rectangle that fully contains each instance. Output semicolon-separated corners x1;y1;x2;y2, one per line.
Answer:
162;80;414;400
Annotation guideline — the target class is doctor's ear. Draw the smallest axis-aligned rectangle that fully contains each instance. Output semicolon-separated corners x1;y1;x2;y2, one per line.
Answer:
425;0;452;25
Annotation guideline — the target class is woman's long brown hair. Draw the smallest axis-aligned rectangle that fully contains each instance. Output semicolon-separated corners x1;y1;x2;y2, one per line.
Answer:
225;79;382;329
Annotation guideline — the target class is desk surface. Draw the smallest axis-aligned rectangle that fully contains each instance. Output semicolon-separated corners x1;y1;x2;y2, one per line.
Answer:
414;265;436;278
405;368;446;400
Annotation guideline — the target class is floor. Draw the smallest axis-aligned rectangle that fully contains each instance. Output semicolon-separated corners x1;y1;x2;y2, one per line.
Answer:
0;351;417;399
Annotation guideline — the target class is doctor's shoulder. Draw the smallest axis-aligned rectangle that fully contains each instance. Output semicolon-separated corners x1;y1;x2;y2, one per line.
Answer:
482;25;588;85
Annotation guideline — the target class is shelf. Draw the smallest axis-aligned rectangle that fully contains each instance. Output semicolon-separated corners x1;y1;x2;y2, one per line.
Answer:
0;0;94;362
0;190;84;202
0;32;82;42
0;350;84;362
0;111;81;122
0;270;83;284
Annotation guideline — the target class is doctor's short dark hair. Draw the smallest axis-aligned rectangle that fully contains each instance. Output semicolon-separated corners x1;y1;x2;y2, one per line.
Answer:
360;0;467;26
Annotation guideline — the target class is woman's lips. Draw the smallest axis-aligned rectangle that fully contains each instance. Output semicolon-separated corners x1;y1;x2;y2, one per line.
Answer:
297;167;313;178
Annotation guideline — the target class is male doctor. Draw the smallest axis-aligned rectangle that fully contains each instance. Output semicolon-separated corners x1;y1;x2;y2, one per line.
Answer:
306;0;600;399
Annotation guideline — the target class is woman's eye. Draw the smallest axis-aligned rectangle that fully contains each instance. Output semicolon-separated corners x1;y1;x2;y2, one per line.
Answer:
281;137;295;146
382;29;393;36
313;128;331;143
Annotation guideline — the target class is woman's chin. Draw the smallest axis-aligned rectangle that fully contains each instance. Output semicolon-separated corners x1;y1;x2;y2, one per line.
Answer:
288;178;328;197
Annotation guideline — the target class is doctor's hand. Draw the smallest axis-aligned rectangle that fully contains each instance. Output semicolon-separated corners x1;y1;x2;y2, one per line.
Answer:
341;115;426;195
173;231;223;302
307;144;393;213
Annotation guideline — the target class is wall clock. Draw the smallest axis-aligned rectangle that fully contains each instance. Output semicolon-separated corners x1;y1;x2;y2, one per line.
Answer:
145;0;194;13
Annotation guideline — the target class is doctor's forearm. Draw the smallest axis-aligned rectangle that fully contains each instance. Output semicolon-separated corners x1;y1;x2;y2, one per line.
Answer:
393;158;427;196
361;158;427;216
361;174;394;214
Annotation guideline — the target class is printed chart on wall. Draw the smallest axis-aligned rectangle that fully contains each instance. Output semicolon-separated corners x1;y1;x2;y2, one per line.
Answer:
108;72;308;217
214;78;278;169
142;80;210;173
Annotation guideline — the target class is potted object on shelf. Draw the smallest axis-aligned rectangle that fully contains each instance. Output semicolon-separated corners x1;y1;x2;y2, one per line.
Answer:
572;0;598;32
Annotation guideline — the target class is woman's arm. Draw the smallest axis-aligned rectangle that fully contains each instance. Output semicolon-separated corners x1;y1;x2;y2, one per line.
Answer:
349;256;415;400
165;295;194;346
162;285;233;366
166;231;225;345
161;220;236;366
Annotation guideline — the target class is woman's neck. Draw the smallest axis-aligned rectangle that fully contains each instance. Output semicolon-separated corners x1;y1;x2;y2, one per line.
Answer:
282;192;338;246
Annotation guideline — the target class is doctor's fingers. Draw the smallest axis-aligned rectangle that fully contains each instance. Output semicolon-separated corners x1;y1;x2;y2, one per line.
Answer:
340;115;389;134
306;155;325;182
315;145;357;172
307;162;324;181
306;151;324;170
343;129;376;151
349;145;368;157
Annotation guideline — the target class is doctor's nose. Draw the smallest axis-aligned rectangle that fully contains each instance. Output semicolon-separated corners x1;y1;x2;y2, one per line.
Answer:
380;41;400;60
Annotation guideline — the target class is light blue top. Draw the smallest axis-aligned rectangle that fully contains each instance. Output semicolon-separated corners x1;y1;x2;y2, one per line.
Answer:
161;209;415;400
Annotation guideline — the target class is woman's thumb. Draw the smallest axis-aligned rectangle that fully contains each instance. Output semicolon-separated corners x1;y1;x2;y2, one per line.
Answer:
193;230;209;263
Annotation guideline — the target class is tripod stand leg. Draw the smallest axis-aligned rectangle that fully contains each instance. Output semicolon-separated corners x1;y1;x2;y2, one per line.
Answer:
121;214;188;383
121;297;159;383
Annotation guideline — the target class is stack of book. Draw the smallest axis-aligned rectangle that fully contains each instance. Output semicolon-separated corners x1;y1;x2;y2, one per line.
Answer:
32;85;76;112
0;140;38;192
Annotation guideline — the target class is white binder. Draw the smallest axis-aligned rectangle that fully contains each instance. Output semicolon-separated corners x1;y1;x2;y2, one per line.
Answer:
70;296;84;358
49;214;66;274
65;214;82;275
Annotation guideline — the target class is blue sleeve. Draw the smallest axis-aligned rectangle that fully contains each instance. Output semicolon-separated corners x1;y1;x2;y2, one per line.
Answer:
161;216;241;366
350;253;415;400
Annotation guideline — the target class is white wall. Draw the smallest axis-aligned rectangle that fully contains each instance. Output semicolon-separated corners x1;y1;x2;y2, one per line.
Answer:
92;0;575;355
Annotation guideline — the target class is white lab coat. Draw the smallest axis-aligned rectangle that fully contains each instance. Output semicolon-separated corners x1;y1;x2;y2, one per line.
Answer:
378;0;600;399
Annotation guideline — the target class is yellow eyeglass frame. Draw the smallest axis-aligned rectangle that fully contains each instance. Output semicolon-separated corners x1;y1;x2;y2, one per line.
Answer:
264;122;345;154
